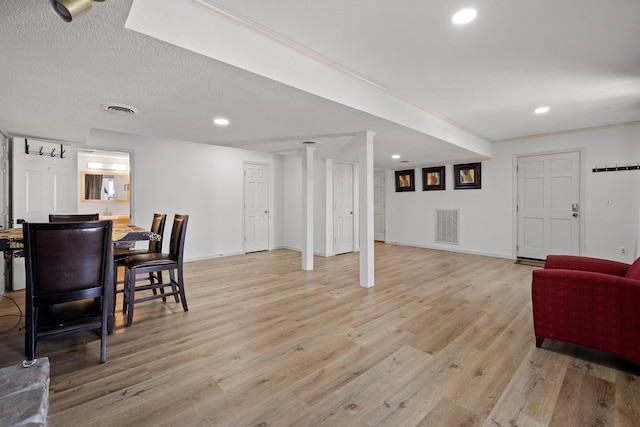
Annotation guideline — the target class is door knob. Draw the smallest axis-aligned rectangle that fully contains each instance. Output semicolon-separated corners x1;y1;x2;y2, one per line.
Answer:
572;213;578;218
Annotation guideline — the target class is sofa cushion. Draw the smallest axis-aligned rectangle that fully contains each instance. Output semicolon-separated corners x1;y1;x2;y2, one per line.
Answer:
624;257;640;280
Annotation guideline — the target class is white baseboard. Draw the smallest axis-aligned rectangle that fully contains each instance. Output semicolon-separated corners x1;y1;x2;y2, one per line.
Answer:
384;241;514;260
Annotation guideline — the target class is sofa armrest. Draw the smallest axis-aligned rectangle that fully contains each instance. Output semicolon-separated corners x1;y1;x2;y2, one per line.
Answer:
544;255;630;276
532;268;640;364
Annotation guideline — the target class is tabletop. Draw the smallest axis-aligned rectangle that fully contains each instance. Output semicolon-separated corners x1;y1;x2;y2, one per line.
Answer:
0;223;160;257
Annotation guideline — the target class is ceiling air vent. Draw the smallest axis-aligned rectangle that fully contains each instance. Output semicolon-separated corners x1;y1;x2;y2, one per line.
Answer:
101;104;139;115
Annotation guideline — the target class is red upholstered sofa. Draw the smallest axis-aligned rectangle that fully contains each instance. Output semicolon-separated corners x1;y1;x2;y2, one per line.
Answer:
532;255;640;365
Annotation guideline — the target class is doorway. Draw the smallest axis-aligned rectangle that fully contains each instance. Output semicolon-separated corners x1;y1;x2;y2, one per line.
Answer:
517;151;581;259
334;161;354;255
244;162;270;253
10;137;78;290
374;171;385;241
10;141;131;290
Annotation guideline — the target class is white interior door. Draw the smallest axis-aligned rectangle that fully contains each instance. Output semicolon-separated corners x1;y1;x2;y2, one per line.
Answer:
334;162;354;255
244;163;269;253
374;171;385;241
11;137;77;290
517;151;580;260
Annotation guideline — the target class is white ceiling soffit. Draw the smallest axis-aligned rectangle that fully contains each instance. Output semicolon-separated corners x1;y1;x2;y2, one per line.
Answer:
125;0;492;159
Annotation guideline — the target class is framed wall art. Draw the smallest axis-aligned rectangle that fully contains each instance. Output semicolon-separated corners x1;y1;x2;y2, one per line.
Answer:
454;162;481;189
395;169;415;192
422;166;446;191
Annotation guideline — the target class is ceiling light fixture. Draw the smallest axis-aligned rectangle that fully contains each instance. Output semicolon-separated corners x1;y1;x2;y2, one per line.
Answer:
452;8;477;25
392;154;401;159
534;106;550;114
213;117;230;126
53;0;105;22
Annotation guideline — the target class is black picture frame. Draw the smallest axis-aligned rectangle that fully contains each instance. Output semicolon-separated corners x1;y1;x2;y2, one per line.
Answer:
422;166;446;191
454;162;481;189
395;169;415;192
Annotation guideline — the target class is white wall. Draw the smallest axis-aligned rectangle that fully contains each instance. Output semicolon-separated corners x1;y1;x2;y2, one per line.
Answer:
314;159;327;256
80;123;640;265
385;123;640;262
87;129;284;262
283;156;302;250
282;156;332;256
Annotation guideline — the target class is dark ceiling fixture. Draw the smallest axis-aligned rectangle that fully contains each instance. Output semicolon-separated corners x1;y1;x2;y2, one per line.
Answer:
53;0;105;22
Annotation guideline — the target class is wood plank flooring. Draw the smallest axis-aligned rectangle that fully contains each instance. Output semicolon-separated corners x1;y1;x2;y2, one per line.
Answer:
0;243;639;426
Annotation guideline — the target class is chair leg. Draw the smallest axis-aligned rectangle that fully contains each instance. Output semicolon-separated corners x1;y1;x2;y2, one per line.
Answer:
100;300;107;363
155;271;167;302
168;270;180;303
177;268;188;312
25;308;36;361
535;337;544;348
114;263;121;314
149;271;167;302
126;268;136;327
123;267;131;315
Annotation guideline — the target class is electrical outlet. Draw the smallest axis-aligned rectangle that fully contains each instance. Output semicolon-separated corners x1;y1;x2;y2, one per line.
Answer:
621;248;627;256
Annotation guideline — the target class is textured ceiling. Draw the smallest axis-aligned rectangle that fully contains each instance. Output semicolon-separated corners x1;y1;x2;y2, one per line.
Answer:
0;0;638;169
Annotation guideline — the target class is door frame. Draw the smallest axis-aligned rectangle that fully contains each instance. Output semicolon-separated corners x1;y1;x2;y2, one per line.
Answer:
512;148;585;259
77;146;134;220
243;161;271;254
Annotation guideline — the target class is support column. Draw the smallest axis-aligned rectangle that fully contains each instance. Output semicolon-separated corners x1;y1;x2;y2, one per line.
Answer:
302;146;315;270
358;131;375;287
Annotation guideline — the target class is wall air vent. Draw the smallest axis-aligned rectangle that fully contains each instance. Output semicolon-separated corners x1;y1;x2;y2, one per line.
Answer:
435;209;460;244
101;104;139;115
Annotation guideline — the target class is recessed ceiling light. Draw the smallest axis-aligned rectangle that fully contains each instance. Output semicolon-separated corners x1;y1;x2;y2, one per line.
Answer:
392;154;401;159
452;8;477;25
534;106;550;114
213;117;230;126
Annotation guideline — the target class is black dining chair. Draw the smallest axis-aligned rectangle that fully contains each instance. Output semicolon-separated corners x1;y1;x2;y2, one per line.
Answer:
48;213;99;222
113;213;167;304
24;220;113;363
122;214;189;327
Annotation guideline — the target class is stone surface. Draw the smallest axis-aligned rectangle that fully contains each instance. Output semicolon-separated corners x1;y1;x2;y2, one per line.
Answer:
0;357;49;427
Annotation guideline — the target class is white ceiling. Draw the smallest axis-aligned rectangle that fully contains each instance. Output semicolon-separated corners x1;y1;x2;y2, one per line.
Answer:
0;0;638;169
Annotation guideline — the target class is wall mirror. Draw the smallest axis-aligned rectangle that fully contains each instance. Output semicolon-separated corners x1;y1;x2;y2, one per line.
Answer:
81;171;130;202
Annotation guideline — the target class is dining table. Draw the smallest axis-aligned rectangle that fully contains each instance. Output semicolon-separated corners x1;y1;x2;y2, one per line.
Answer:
0;222;161;333
0;223;159;257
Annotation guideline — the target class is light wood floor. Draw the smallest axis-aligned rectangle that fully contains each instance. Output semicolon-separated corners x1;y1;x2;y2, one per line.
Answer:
1;243;639;426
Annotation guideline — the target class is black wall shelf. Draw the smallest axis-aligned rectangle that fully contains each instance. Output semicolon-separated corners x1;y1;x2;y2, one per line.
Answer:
592;165;640;173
